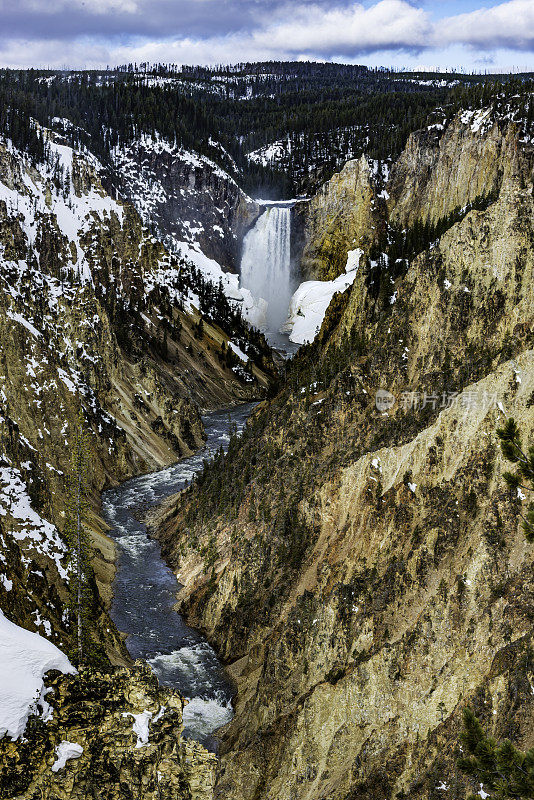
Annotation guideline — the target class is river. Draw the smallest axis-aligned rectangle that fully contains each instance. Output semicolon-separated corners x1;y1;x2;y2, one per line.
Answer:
102;403;256;751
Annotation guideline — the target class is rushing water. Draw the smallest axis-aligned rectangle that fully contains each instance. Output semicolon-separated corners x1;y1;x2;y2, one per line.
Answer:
240;204;295;335
103;403;255;751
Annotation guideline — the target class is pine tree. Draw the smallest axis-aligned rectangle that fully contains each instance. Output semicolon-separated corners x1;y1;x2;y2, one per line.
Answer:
195;317;204;340
496;417;534;541
64;409;92;665
458;708;534;799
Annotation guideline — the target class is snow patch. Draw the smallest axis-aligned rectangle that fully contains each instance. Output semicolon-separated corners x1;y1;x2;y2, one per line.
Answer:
0;609;75;740
1;574;12;591
51;741;84;772
0;465;68;579
460;108;493;135
228;341;247;362
6;311;41;338
123;709;154;748
283;251;360;344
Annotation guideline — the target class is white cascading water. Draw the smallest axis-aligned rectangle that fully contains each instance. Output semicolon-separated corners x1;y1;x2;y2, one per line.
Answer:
240;205;293;334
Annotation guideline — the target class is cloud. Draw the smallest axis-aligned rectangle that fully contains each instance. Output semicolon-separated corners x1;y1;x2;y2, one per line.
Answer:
250;1;432;57
0;0;434;67
475;55;496;66
439;0;534;51
0;0;346;43
0;0;532;69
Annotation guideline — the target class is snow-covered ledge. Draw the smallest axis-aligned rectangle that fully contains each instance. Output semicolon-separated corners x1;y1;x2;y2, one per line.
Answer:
0;610;75;740
51;741;84;772
282;248;363;344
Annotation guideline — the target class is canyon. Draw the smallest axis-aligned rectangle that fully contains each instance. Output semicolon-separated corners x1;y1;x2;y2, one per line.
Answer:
0;67;533;800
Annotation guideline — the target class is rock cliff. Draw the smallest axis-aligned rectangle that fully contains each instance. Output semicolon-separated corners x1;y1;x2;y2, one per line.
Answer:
294;155;383;281
387;111;512;229
296;109;533;287
0;662;216;800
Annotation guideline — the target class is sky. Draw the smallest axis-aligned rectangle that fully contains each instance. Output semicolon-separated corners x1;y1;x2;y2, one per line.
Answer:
0;0;532;72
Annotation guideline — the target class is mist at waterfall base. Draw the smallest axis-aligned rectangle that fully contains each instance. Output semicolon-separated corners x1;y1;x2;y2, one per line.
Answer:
240;203;298;352
104;405;255;751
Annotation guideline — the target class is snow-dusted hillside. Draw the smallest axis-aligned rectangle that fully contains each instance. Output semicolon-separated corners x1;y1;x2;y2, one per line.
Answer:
0;128;274;668
112;132;275;327
0;118;276;799
0;135;124;282
112;133;257;269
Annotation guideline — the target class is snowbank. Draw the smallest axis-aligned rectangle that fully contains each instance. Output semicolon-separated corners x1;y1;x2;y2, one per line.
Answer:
461;108;493;135
123;708;165;748
283;249;362;344
0;610;75;740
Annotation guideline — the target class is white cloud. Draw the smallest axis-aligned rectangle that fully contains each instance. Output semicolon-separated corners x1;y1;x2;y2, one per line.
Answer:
117;0;433;64
439;0;534;51
251;1;432;56
0;1;432;68
0;0;533;69
0;38;113;69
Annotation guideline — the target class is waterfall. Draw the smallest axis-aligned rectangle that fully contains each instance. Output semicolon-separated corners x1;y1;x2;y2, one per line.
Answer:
240;205;293;333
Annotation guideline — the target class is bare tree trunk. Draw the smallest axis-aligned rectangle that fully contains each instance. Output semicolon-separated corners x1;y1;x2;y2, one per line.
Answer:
76;467;82;664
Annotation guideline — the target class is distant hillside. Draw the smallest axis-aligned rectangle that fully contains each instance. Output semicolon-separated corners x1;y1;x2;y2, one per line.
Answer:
2;62;524;197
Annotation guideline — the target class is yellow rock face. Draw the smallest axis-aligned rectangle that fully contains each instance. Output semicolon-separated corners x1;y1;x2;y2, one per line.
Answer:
297;155;382;281
387;115;521;229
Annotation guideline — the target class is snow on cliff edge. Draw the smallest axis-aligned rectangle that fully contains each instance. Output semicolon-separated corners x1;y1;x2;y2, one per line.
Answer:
0;609;75;740
283;249;362;344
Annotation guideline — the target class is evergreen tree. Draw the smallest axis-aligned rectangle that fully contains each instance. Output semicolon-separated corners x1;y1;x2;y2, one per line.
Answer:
497;418;534;541
64;409;92;664
195;317;204;340
458;707;534;799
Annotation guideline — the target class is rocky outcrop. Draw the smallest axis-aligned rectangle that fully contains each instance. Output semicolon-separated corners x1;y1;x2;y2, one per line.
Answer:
387;112;530;229
294;155;383;281
113;136;261;271
156;108;534;800
0;662;216;800
295;111;534;288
